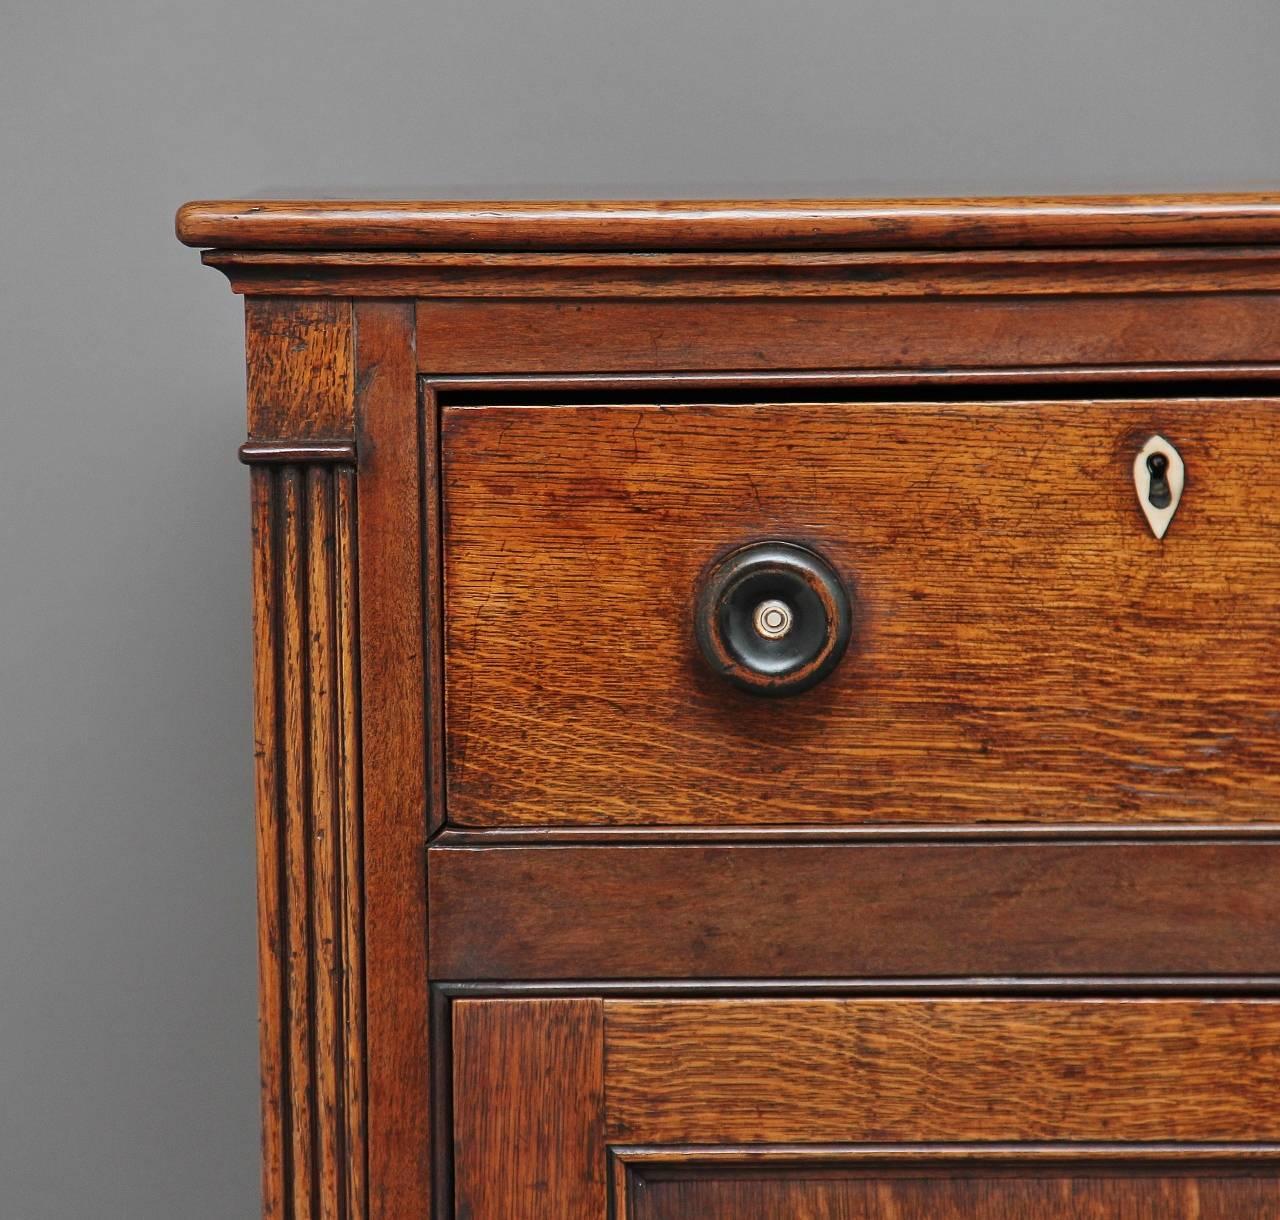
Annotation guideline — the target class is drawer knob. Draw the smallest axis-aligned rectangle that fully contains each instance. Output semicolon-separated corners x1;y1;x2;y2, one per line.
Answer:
695;541;852;696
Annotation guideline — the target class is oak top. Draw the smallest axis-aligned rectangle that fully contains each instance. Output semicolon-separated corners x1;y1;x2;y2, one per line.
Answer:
177;194;1280;252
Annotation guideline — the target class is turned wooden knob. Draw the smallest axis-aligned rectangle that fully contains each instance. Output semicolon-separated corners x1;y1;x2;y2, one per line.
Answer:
695;541;852;696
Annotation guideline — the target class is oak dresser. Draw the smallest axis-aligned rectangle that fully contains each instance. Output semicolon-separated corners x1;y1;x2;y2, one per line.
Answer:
178;195;1280;1219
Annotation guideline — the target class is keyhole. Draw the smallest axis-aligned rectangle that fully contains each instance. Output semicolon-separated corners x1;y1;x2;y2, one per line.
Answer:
1146;451;1172;509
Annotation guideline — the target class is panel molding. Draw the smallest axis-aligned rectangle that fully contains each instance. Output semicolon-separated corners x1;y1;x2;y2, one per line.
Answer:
610;1143;1280;1220
434;823;1280;845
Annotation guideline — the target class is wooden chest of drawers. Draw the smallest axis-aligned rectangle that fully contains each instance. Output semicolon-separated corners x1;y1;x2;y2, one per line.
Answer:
179;195;1280;1219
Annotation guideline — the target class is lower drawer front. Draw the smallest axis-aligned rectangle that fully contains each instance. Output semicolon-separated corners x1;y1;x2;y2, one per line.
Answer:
452;997;1280;1219
442;397;1280;827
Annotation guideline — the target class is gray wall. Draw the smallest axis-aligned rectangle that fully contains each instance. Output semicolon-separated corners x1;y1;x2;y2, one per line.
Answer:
2;2;1278;1216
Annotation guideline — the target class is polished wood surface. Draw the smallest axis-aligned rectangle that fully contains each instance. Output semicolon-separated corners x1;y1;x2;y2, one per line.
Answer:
352;303;431;1220
418;294;1280;373
604;999;1280;1142
624;1171;1280;1220
447;996;1280;1219
177;193;1280;251
248;462;365;1220
452;999;605;1220
443;399;1280;826
203;245;1280;299
185;195;1280;1218
428;840;1280;979
245;298;354;439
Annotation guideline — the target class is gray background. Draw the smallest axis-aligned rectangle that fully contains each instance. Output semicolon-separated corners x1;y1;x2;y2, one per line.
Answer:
2;1;1278;1216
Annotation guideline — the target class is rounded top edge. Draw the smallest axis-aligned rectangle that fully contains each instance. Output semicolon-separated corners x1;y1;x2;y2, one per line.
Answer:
175;193;1280;252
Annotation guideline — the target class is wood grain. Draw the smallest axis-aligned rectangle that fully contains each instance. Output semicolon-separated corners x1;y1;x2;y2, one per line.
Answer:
245;298;354;439
352;302;431;1220
176;193;1280;251
452;999;605;1220
192;199;1280;1220
249;469;286;1220
241;440;358;465
614;1142;1280;1218
206;245;1280;298
604;999;1280;1142
249;463;365;1220
417;294;1280;372
624;1171;1280;1220
426;365;1280;394
443;399;1280;826
421;386;446;836
427;840;1280;980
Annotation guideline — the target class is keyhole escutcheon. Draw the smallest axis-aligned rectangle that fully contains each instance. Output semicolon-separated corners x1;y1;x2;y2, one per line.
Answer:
1132;435;1184;539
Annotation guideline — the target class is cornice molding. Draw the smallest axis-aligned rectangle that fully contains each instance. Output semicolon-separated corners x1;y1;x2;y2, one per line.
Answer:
200;244;1280;297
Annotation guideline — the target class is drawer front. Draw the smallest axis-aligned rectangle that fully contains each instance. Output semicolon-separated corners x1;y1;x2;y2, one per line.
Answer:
442;397;1280;826
451;996;1280;1220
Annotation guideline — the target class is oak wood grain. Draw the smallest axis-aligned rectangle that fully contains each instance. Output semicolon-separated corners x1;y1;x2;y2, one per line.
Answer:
443;398;1280;826
245;298;354;439
353;302;431;1220
176;193;1280;251
418;294;1280;372
625;1171;1280;1220
421;385;446;836
249;462;366;1220
207;245;1280;298
604;999;1280;1143
613;1145;1280;1220
452;999;605;1220
249;470;286;1220
427;840;1280;980
190;198;1280;1220
333;470;365;1220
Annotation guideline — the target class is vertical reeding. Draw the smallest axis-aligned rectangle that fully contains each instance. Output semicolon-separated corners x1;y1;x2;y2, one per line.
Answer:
307;467;343;1220
280;466;317;1220
251;469;287;1220
335;466;368;1220
258;458;365;1220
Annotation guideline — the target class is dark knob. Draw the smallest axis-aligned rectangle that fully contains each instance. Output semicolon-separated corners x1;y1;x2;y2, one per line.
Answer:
695;541;852;696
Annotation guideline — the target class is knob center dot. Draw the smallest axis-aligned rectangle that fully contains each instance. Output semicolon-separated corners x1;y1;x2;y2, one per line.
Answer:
753;598;794;640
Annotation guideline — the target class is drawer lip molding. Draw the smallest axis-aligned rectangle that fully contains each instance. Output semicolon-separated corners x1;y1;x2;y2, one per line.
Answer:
427;363;1280;393
177;193;1280;251
442;397;1280;829
434;823;1280;845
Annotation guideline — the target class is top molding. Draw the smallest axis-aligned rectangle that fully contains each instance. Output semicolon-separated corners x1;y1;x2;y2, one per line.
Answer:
177;193;1280;252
